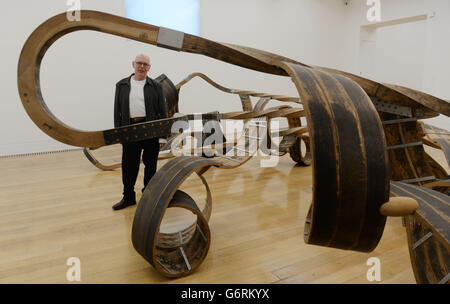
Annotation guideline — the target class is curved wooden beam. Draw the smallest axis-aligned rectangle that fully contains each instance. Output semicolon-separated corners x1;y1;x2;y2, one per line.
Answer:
17;10;288;148
82;148;121;171
314;67;448;118
132;155;259;277
176;72;300;103
277;62;389;252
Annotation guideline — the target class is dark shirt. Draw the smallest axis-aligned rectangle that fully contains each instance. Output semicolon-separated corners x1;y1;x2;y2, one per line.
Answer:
114;74;168;128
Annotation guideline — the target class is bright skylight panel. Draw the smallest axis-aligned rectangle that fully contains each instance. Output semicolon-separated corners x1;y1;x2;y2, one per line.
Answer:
126;0;200;36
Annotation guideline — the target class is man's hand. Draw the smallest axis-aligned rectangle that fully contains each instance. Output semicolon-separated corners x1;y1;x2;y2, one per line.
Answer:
160;143;166;149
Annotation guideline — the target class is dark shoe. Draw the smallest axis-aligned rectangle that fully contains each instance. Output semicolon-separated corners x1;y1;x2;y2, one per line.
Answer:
112;199;136;211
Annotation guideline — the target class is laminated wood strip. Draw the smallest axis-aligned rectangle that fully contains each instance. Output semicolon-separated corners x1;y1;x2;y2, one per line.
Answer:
390;181;449;284
277;62;389;252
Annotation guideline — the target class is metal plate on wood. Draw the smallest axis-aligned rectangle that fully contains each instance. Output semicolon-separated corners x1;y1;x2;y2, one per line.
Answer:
382;117;417;125
157;27;184;51
372;98;412;117
401;176;436;184
387;141;423;150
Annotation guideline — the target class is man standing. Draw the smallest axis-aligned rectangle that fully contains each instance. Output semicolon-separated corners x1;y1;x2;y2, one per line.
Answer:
113;54;168;210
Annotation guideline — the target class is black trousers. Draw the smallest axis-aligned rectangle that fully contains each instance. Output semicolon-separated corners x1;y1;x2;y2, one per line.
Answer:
121;138;160;201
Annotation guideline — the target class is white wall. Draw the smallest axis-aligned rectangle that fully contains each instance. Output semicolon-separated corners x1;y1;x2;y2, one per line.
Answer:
1;0;448;156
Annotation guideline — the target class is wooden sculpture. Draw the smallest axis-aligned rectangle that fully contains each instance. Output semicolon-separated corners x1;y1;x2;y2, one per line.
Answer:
17;10;449;282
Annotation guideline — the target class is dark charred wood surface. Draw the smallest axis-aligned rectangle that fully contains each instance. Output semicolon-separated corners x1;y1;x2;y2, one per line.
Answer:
155;73;179;119
380;113;435;185
390;181;449;284
277;62;389;252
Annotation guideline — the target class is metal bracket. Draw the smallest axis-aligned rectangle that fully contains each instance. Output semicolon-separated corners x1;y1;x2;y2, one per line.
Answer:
412;232;433;249
157;27;185;51
439;273;450;285
382;118;417;125
196;224;208;242
401;176;436;184
371;97;412;117
387;141;423;150
179;247;192;270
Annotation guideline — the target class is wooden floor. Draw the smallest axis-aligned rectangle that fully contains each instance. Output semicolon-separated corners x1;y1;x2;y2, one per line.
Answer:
0;145;447;284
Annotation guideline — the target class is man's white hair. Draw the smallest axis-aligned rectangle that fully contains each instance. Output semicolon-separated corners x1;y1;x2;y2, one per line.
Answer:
135;53;150;63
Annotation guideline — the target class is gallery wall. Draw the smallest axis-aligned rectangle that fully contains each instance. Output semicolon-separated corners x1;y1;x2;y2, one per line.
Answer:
354;0;450;128
0;0;448;156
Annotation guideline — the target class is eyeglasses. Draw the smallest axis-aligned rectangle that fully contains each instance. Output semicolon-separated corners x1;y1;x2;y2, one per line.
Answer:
135;61;150;68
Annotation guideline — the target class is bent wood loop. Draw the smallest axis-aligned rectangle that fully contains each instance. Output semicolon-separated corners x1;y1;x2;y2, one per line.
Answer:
132;152;264;278
279;62;389;252
176;72;300;103
82;147;121;171
17;10;291;148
